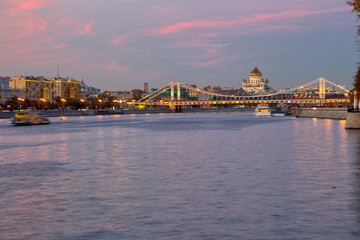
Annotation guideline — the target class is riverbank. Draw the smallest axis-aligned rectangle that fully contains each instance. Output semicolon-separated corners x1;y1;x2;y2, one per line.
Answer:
294;107;347;120
0;108;253;119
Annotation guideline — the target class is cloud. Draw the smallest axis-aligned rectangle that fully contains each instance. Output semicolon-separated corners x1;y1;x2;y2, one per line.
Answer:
59;18;96;36
0;1;51;41
152;6;351;34
77;19;95;35
105;61;129;73
53;43;69;50
2;0;55;12
176;40;229;57
109;35;126;46
184;56;238;68
152;6;182;13
174;40;237;68
18;0;53;10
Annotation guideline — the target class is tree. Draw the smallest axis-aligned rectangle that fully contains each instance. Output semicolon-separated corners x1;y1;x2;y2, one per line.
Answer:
348;0;360;101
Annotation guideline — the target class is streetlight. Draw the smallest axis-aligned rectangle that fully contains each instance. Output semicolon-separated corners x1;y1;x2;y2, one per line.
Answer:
40;98;46;110
60;98;66;110
112;99;120;110
17;98;24;111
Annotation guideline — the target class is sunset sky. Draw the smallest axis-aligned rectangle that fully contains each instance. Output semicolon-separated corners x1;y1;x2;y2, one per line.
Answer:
0;0;357;91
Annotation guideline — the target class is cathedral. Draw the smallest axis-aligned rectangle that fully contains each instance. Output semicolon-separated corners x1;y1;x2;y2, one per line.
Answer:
242;63;273;94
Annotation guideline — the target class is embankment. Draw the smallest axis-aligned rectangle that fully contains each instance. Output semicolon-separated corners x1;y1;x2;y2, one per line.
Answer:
345;112;360;129
0;110;94;119
294;108;347;120
0;108;252;119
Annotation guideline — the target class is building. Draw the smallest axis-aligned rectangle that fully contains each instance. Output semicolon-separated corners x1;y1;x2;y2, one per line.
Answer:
10;76;52;101
9;76;27;90
81;79;101;99
144;83;149;93
116;92;133;102
25;76;53;102
220;86;243;96
184;84;198;99
0;89;26;104
52;77;81;100
242;63;273;94
0;77;10;89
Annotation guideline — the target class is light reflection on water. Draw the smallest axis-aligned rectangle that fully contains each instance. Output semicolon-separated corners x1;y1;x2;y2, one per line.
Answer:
1;112;360;239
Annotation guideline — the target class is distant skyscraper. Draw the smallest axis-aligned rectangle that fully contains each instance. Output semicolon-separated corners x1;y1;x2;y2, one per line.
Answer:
144;82;149;93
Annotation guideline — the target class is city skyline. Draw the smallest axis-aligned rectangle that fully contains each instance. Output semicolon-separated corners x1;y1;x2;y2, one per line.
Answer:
0;0;357;91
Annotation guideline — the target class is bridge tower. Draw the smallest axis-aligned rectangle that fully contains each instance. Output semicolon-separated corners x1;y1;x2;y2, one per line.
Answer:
318;77;326;99
171;81;174;101
177;82;181;101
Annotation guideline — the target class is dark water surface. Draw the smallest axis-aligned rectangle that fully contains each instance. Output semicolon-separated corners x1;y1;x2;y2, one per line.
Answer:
1;112;360;239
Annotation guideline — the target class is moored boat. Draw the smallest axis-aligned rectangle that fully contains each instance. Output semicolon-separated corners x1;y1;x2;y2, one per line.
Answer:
10;112;50;126
272;111;286;117
254;104;272;117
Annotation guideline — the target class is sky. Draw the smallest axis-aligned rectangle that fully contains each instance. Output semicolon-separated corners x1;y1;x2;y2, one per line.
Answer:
0;0;358;91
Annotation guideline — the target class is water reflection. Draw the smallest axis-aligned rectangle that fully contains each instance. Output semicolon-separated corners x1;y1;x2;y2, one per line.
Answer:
1;114;360;239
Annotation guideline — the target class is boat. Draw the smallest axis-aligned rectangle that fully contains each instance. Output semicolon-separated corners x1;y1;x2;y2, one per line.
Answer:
254;104;272;117
94;109;124;115
10;112;50;125
272;111;286;117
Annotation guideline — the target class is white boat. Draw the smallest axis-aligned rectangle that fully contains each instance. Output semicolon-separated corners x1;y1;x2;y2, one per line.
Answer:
272;111;286;117
254;104;272;117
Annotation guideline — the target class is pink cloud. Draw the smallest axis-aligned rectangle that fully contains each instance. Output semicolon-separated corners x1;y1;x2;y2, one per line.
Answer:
240;24;306;36
2;0;55;11
174;40;237;67
200;33;221;38
184;56;238;68
18;1;52;10
77;19;95;35
155;20;228;34
176;41;228;49
53;43;69;50
106;61;129;73
176;40;229;58
109;35;126;46
59;18;96;36
152;6;182;13
152;6;351;34
59;18;72;25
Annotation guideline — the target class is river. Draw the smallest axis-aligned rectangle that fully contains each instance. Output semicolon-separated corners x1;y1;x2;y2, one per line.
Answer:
0;112;360;239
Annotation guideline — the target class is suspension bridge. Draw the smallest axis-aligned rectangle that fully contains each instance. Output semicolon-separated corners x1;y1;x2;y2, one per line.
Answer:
135;77;350;108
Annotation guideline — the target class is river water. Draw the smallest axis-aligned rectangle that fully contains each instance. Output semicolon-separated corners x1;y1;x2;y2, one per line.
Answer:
0;112;360;239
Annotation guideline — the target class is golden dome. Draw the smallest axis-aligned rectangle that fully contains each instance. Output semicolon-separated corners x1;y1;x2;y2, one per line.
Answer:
265;78;269;83
250;63;262;77
260;78;264;82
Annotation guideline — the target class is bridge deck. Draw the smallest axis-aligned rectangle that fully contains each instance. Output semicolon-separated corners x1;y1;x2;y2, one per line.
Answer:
136;98;349;106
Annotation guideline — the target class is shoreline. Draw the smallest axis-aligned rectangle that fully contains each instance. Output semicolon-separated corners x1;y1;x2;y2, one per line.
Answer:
1;107;349;120
0;108;254;119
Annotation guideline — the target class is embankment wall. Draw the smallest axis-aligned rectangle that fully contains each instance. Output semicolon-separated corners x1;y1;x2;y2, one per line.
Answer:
0;108;252;119
294;108;347;120
345;112;360;129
